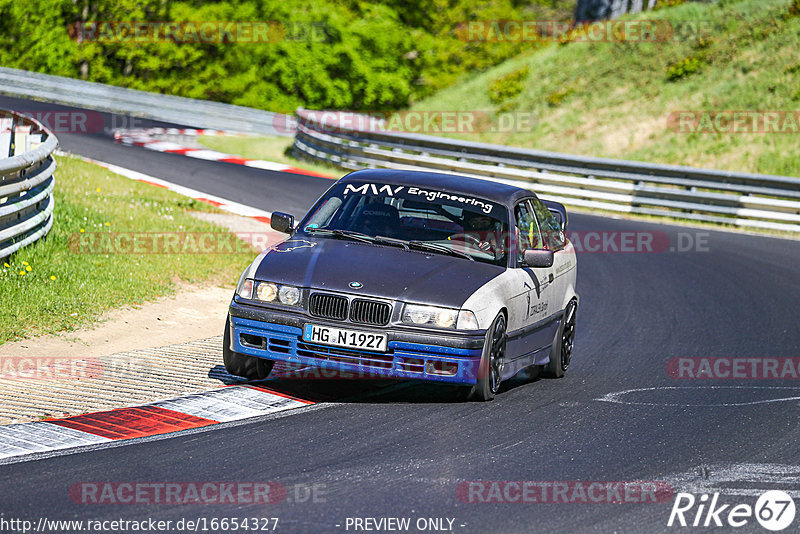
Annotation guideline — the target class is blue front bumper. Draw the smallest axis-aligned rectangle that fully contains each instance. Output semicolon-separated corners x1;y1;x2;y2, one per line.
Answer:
230;315;484;385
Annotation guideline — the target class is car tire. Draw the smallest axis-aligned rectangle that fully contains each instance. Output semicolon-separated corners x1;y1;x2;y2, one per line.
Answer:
542;299;577;378
223;315;274;380
465;312;507;402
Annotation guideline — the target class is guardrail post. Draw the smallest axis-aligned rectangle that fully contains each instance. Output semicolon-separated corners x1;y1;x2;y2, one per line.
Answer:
7;116;15;157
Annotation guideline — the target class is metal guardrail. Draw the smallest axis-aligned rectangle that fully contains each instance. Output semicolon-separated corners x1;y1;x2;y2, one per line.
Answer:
292;109;800;233
0;67;294;137
0;110;58;259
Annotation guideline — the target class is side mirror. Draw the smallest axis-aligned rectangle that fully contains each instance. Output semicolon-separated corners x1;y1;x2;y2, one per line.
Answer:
523;249;554;268
270;212;294;234
542;199;567;231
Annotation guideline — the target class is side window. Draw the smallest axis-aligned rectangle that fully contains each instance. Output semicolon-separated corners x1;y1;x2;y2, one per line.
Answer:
514;200;542;265
530;198;566;251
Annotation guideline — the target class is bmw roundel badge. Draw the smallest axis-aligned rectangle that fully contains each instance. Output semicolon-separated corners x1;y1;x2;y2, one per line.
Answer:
349;281;363;289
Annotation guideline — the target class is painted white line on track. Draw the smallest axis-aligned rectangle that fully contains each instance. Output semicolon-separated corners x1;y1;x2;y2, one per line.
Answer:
57;151;273;221
596;386;800;407
176;149;231;161
113;128;334;179
666;463;800;498
244;160;295;171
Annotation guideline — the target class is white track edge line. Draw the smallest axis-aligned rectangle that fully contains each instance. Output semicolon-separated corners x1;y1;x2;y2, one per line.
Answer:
56;150;272;220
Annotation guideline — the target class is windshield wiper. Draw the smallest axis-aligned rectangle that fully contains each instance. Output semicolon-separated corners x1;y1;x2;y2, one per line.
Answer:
407;240;474;261
304;227;377;244
304;228;470;260
373;236;410;250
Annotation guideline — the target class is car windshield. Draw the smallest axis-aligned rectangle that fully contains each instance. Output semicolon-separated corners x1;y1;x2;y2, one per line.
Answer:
298;181;510;266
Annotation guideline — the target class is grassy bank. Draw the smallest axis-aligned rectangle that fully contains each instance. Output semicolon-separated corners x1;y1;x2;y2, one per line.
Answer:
0;155;253;343
409;0;800;177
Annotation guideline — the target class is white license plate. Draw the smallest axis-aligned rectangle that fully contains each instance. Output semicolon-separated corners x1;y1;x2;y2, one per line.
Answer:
302;324;388;352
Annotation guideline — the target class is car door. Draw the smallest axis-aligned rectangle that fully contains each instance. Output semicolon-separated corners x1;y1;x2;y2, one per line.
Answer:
530;196;574;314
505;199;559;364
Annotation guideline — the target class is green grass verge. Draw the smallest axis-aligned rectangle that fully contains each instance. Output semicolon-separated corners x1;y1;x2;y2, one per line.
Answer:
409;0;800;177
196;135;343;178
0;155;253;344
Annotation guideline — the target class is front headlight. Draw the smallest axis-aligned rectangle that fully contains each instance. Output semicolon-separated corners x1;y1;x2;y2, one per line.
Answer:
278;285;300;305
402;304;459;329
402;304;480;330
238;279;301;307
255;282;278;302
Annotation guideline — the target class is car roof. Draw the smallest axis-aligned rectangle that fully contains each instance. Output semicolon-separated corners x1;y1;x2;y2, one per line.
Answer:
340;169;537;206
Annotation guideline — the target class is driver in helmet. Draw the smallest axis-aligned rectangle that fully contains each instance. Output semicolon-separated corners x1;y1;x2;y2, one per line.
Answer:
455;211;499;254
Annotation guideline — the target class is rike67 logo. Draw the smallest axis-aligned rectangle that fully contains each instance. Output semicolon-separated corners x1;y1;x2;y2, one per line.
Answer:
668;491;796;531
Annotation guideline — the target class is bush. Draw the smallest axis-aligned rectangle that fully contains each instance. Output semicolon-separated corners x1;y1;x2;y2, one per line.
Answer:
545;85;574;107
666;56;702;81
488;67;529;105
654;0;686;10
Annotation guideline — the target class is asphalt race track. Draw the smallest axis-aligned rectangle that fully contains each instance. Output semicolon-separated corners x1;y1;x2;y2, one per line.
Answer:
2;96;800;533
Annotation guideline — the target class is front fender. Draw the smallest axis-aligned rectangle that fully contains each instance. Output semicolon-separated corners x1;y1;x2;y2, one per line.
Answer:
461;270;517;330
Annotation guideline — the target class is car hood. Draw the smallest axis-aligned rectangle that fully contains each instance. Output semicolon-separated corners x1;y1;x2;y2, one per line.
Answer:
253;236;504;308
